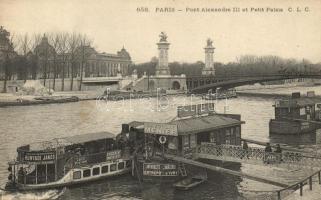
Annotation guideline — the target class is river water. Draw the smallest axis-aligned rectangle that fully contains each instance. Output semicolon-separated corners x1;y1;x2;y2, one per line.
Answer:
1;86;321;200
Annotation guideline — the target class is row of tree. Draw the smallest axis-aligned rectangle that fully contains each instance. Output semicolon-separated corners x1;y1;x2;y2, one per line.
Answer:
0;30;93;92
131;55;321;78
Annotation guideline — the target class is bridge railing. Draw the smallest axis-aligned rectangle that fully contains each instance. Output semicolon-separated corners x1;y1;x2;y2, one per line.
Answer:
195;143;321;167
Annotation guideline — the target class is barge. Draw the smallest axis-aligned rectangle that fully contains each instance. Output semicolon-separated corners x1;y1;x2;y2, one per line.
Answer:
269;91;321;135
202;88;237;100
127;103;244;183
4;131;131;191
0;96;79;107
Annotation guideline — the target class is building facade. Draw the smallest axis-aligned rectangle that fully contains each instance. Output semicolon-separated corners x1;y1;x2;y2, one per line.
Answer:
84;47;131;78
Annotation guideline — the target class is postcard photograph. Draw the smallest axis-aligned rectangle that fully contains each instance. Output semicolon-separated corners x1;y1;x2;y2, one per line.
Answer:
0;0;321;199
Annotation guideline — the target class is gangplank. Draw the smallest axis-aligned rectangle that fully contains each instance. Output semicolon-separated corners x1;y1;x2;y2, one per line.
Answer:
164;153;290;188
164;143;321;199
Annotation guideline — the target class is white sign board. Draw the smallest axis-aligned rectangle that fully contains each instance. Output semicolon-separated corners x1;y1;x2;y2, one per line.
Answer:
106;150;121;161
177;103;215;117
144;122;178;136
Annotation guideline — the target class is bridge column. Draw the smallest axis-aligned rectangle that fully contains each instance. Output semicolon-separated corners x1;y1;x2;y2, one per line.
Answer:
300;183;303;196
309;176;312;190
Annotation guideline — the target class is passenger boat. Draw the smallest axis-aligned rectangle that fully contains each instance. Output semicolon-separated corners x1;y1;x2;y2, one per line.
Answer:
4;131;131;191
202;88;237;100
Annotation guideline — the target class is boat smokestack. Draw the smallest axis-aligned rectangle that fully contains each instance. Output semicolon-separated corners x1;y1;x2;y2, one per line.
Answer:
121;124;129;134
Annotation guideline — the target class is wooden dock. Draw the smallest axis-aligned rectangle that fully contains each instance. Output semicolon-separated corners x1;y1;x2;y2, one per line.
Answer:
164;153;290;188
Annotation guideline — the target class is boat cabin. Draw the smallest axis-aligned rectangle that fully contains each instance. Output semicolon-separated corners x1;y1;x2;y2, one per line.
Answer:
128;103;244;157
273;91;321;121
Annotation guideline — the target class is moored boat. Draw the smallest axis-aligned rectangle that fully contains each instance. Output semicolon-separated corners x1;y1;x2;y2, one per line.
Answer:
269;91;321;135
173;176;207;190
4;131;131;191
202;88;237;100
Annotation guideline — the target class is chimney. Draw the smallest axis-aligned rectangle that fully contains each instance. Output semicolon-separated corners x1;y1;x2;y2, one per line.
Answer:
121;124;129;134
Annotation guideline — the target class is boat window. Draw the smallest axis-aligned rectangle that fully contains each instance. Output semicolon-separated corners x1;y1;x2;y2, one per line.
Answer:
102;165;109;173
73;171;81;179
110;163;117;172
126;160;131;168
118;162;124;170
93;167;100;176
83;169;91;177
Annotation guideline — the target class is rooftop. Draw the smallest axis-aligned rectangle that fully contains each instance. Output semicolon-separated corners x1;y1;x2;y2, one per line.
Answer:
129;114;244;136
22;131;116;151
275;97;321;108
169;114;243;135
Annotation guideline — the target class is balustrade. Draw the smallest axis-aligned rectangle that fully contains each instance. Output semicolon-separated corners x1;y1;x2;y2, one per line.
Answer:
196;143;321;167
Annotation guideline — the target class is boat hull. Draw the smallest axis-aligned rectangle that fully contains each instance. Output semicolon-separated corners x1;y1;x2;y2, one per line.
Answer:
174;177;206;190
269;119;317;135
15;169;130;191
6;159;131;191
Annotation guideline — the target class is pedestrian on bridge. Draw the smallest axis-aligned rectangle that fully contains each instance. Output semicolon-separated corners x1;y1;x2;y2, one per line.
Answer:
274;144;283;163
241;141;249;159
264;143;272;164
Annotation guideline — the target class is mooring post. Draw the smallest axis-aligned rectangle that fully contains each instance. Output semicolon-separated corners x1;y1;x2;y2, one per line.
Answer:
318;171;321;185
300;183;303;196
309;176;312;190
277;191;281;200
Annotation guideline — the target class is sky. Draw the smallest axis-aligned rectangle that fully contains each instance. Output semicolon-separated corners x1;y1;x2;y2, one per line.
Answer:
0;0;320;64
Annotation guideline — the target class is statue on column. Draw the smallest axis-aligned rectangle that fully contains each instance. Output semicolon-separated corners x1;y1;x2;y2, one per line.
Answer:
159;32;168;42
206;38;213;47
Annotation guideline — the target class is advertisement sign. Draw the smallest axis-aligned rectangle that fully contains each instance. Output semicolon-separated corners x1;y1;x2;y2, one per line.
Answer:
144;122;178;136
23;151;55;162
106;150;121;161
177;103;215;117
143;163;178;176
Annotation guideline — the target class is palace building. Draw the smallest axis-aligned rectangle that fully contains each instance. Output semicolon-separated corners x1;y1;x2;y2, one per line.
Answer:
32;35;132;80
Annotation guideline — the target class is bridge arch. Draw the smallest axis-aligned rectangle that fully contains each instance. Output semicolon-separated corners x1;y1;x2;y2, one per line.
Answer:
189;74;321;93
172;81;181;90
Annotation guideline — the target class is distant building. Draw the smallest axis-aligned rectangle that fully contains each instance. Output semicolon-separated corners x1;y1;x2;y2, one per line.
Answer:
31;35;132;80
83;46;131;77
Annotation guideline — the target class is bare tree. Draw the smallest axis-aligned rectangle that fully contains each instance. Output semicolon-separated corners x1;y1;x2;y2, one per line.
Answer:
48;33;60;90
28;33;42;80
1;29;17;92
78;34;93;91
57;32;69;91
67;33;80;90
17;33;32;81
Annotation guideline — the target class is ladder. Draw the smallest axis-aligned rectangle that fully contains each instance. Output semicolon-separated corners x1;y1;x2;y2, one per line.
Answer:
178;162;187;177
